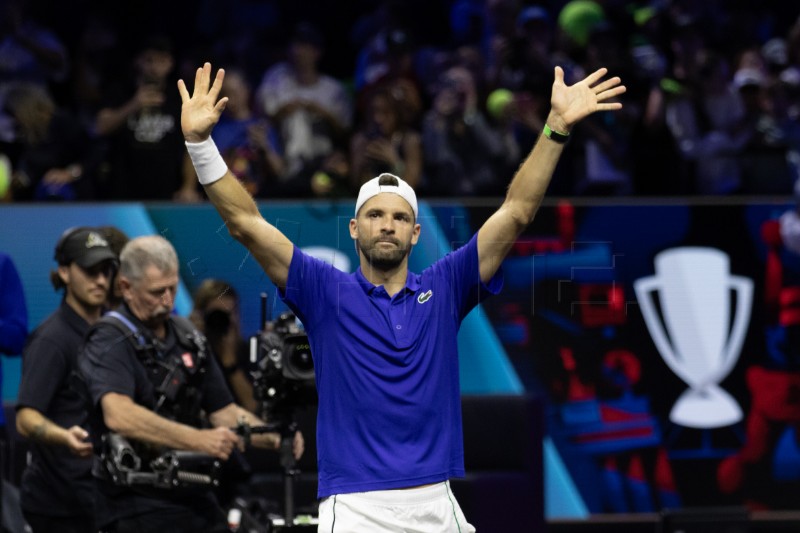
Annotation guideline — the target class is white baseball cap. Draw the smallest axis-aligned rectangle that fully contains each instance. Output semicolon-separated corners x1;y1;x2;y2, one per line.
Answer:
355;173;418;219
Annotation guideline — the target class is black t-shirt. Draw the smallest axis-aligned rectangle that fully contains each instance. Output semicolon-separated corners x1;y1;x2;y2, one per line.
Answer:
79;306;234;527
16;302;94;517
98;81;185;200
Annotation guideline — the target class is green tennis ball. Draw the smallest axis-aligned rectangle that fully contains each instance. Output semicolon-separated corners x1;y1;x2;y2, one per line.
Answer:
0;155;10;198
487;88;514;119
633;6;656;27
558;0;605;47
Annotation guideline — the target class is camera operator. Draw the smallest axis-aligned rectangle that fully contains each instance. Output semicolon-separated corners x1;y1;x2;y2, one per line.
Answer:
16;227;118;533
79;235;303;533
189;278;257;413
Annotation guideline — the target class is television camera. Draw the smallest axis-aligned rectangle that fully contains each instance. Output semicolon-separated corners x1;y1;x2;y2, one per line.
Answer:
249;308;316;424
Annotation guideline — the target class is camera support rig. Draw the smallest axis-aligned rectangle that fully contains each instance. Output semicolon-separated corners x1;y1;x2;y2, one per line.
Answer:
101;432;222;490
231;418;301;527
248;293;317;529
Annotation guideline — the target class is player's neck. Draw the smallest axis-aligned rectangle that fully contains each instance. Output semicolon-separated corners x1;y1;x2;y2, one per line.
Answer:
360;262;408;297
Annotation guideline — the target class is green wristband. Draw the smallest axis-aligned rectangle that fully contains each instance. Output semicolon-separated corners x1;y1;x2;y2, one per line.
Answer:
543;124;570;144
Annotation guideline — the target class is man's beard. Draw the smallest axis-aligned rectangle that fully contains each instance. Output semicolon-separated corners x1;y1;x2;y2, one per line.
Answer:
358;235;410;271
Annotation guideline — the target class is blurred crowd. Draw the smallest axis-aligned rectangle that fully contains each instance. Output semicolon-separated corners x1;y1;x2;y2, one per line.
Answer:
1;0;800;202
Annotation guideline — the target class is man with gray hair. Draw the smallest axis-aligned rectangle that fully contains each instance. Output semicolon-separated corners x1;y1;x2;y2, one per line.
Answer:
79;235;303;532
180;62;625;531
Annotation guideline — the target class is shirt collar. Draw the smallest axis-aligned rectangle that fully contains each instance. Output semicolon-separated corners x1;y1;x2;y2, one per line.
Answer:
354;267;421;295
60;300;92;335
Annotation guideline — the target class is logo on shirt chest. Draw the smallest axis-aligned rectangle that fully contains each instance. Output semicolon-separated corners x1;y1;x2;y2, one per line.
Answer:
417;290;433;304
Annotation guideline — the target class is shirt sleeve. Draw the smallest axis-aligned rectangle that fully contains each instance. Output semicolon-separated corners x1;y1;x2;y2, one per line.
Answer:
279;245;343;331
17;335;67;412
436;233;503;319
79;323;139;407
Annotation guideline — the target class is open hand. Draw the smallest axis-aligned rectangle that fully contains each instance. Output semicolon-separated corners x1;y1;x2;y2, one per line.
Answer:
548;66;626;132
177;63;228;143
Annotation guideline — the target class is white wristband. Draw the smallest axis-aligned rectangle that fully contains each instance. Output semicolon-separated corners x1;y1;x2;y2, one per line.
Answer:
185;137;228;185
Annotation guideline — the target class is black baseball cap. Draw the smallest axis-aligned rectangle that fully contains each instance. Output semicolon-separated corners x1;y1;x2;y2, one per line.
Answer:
55;227;118;268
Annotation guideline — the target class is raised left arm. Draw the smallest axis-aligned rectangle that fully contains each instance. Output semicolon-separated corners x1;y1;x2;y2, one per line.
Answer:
477;66;625;282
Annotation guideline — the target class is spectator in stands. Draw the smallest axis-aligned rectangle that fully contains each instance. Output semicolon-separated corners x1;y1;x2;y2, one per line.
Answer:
0;0;68;143
194;0;282;85
190;278;257;413
254;21;353;197
68;12;123;133
735;67;795;194
350;84;422;190
421;64;516;196
499;5;557;95
770;73;800;185
664;51;751;194
449;0;521;77
94;34;198;201
3;83;101;201
571;22;636;195
626;3;688;195
213;68;284;198
354;25;425;130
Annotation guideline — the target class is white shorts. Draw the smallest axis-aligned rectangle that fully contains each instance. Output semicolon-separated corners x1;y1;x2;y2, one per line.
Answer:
317;481;476;533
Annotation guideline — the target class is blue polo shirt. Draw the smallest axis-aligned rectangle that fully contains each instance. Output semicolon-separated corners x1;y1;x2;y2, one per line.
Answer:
280;233;502;498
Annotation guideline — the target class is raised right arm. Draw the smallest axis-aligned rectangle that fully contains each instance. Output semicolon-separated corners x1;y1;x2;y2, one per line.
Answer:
178;63;293;288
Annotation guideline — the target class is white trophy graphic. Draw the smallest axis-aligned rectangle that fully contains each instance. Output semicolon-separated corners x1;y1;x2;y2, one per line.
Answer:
634;247;753;428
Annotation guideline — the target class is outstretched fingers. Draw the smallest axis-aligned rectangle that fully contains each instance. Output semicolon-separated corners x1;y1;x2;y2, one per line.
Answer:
592;76;622;94
583;67;609;88
597;101;623;111
587;71;626;109
177;78;190;103
597;84;626;102
208;68;226;108
177;66;208;104
194;63;211;96
179;63;228;107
